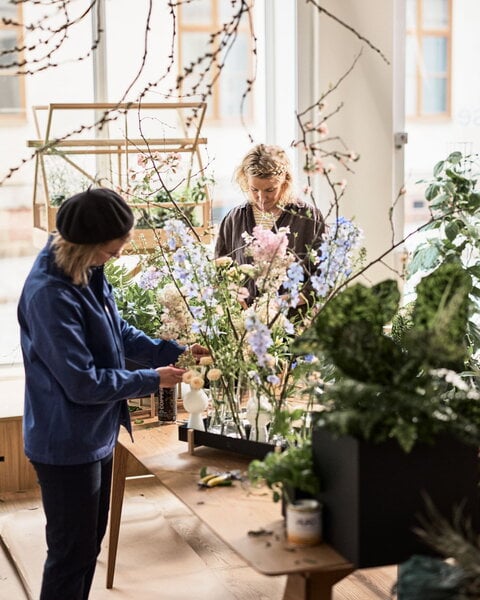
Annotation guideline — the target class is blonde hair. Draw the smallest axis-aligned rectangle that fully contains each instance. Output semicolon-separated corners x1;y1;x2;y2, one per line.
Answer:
51;232;103;287
234;144;293;201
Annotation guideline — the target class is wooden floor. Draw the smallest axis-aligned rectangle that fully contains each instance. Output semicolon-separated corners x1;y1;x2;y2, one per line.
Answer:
0;477;398;600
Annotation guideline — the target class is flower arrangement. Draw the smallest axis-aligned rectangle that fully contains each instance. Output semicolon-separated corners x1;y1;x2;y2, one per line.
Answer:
116;214;363;441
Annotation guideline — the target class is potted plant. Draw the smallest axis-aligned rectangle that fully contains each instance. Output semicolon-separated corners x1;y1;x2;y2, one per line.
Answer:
292;254;480;568
247;437;320;505
248;437;323;546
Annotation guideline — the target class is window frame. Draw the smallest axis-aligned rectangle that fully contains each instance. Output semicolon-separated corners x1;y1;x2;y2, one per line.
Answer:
406;0;452;121
0;0;26;121
177;0;254;125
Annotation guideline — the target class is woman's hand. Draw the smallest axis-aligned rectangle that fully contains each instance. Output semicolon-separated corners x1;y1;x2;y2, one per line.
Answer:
156;366;186;388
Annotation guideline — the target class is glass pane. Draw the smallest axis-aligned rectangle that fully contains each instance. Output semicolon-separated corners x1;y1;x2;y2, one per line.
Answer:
406;0;417;29
219;0;238;23
422;76;447;114
405;75;417;116
422;0;448;29
0;75;20;111
180;0;212;25
0;0;18;19
405;36;418;77
423;36;447;73
180;32;212;97
0;30;17;68
218;31;249;118
181;31;211;66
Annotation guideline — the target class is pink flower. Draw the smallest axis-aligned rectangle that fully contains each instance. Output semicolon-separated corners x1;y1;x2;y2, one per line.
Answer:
249;226;289;262
137;154;148;167
316;123;329;136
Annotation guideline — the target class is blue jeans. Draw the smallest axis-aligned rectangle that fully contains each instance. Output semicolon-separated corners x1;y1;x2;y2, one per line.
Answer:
32;453;113;600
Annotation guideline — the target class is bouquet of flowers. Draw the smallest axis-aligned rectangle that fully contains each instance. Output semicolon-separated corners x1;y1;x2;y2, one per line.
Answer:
128;215;363;441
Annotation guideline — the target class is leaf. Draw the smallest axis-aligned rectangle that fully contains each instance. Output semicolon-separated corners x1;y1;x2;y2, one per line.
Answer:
446;150;463;164
445;220;460;242
425;183;440;201
466;265;480;279
407;246;441;277
468;191;480;210
433;160;445;177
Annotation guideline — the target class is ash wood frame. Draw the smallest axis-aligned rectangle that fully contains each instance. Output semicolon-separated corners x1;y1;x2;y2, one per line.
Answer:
27;102;212;250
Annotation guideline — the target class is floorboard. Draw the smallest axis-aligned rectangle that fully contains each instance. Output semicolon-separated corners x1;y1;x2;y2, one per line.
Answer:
0;477;397;600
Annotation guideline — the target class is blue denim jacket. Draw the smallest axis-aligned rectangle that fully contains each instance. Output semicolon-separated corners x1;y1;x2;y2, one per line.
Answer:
18;240;184;465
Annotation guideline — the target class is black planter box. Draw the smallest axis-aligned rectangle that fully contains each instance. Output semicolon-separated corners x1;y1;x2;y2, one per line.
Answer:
312;428;480;568
178;423;273;459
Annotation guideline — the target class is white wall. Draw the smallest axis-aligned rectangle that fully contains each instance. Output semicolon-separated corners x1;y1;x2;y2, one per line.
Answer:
297;0;405;283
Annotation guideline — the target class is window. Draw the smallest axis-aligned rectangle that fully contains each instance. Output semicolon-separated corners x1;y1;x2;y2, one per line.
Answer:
177;0;254;123
0;0;25;117
406;0;451;118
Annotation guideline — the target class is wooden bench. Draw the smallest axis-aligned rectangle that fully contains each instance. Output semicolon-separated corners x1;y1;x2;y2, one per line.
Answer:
107;424;353;599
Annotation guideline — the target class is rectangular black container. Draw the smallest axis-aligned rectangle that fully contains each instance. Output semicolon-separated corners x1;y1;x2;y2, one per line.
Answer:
178;423;274;460
312;428;480;568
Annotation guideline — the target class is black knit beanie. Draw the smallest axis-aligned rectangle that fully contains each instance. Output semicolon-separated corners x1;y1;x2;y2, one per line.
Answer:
56;188;134;244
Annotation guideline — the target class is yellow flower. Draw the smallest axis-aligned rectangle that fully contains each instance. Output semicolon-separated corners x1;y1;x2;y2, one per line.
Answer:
238;264;256;277
190;375;205;390
206;368;222;381
214;256;233;268
199;356;213;366
182;369;200;384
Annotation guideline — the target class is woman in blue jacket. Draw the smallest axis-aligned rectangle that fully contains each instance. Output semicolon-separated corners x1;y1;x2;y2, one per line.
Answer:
18;188;206;600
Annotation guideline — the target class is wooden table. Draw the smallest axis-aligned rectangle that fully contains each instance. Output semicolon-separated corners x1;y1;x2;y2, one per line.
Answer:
107;424;353;600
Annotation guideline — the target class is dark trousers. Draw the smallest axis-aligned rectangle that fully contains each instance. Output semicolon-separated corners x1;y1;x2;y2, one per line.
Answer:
32;453;113;600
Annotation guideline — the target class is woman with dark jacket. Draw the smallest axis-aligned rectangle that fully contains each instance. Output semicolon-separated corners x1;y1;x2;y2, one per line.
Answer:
215;144;325;302
18;188;207;600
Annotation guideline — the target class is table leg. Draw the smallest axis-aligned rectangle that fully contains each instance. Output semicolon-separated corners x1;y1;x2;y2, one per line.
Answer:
283;565;354;600
106;442;129;589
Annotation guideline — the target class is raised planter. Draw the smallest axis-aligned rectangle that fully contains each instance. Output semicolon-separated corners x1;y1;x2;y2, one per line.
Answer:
312;428;480;568
178;423;273;459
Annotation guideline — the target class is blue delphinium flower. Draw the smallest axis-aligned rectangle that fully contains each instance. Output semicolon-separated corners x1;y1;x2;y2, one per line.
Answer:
311;217;362;298
281;261;304;308
245;314;273;367
138;267;162;290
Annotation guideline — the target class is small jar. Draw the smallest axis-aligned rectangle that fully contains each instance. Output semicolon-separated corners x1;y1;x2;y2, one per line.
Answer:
158;387;177;423
286;499;322;546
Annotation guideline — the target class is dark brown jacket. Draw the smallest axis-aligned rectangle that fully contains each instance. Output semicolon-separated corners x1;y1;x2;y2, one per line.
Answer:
215;200;325;300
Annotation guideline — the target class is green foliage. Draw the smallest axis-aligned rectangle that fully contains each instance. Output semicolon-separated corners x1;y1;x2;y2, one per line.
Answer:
133;178;213;229
134;204;199;229
248;438;320;503
104;262;160;337
408;152;480;356
294;261;478;452
406;261;471;371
